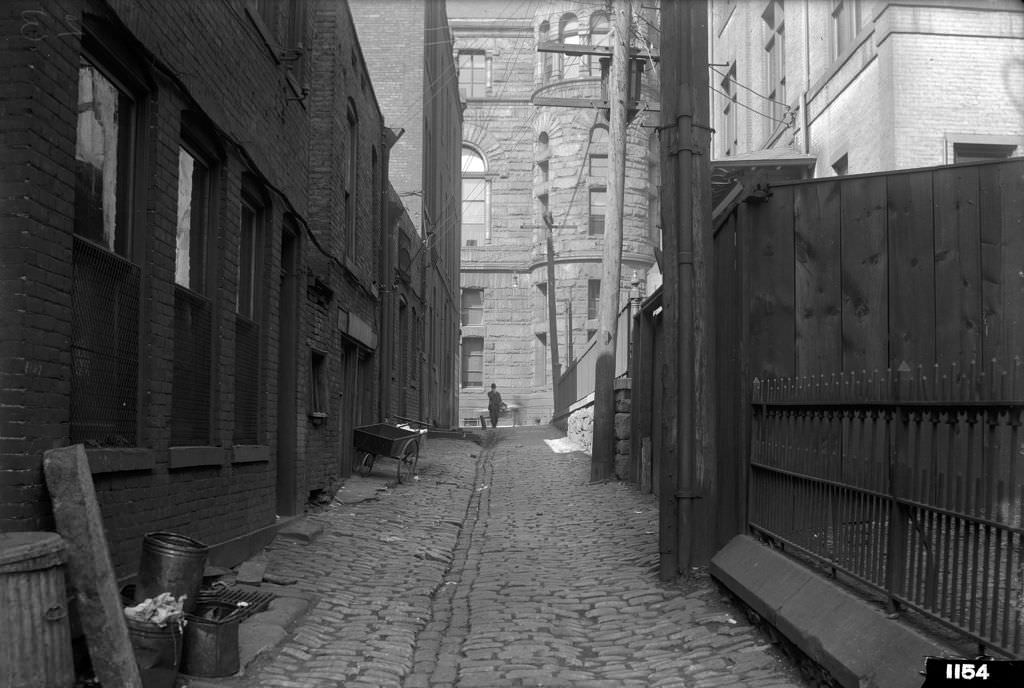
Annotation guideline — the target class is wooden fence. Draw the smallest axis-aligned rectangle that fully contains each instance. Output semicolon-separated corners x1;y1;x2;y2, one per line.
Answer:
706;157;1024;653
554;301;634;418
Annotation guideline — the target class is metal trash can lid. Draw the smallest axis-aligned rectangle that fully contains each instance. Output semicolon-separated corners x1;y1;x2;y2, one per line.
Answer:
0;532;66;574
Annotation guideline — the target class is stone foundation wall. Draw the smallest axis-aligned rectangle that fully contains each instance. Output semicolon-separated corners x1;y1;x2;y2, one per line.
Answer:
565;382;632;480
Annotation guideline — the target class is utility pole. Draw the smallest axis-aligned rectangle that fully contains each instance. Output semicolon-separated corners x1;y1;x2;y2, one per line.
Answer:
591;0;630;482
659;0;713;579
542;212;562;407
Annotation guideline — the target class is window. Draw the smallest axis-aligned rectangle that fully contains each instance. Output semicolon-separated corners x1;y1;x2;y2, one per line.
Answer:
175;147;208;291
462;337;484;388
75;56;135;256
461;288;484;326
172;142;214;446
534;334;548;385
589;126;608;178
345;102;358;257
539;21;554;83
235;186;264;444
763;0;786;127
588;12;610;76
832;0;861;59
462;146;489;245
71;50;143;447
588;279;601;319
538;160;549;183
558;13;581;79
589;188;606;235
721;65;738;156
309;350;327;416
953;143;1018;163
458;51;489;97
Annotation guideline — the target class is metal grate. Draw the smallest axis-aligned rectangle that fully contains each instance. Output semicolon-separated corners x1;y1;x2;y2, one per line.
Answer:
71;237;140;447
197;586;274;622
233;315;260;443
172;286;212;445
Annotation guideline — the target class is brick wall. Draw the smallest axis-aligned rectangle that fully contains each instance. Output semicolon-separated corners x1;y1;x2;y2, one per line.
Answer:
0;0;364;578
1;0;80;531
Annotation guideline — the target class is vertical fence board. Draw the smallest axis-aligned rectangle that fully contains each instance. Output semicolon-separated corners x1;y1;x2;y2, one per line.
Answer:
996;162;1024;359
747;185;796;379
887;171;936;366
933;166;982;364
794;181;842;375
979;164;1007;363
714;211;746;544
840;175;888;371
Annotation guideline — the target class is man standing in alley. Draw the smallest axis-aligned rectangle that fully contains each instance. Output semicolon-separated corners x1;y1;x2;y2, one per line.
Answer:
487;383;504;429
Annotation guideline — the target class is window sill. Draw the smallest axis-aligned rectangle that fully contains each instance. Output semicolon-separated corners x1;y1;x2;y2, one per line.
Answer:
169;446;225;470
233;445;270;464
86;448;154;474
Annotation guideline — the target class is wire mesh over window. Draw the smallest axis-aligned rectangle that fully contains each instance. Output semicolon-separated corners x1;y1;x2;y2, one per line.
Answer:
172;287;212;445
71;237;140;446
234;315;260;443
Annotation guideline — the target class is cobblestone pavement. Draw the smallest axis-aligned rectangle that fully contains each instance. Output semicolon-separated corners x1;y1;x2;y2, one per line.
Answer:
213;426;807;687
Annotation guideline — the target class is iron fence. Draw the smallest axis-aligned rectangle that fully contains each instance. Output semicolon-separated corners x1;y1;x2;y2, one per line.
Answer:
750;359;1024;657
172;286;212;445
70;237;140;446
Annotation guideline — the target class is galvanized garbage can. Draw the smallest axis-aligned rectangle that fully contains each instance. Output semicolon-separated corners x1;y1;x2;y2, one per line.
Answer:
135;531;209;614
180;600;241;677
0;532;75;688
126;616;183;688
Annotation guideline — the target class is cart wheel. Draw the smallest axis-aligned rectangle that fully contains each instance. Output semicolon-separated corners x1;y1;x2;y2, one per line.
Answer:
356;451;375;477
396;440;420;484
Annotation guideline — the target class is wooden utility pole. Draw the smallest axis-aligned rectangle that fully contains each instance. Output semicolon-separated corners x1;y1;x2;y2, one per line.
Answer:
542;212;562;405
591;0;631;482
659;0;713;579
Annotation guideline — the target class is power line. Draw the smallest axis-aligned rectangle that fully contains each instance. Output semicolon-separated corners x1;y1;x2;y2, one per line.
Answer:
709;64;789;109
709;84;791;126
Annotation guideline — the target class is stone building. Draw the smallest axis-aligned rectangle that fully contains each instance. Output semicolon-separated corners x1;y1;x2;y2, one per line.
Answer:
350;0;464;428
710;0;1024;174
0;0;418;576
448;1;661;427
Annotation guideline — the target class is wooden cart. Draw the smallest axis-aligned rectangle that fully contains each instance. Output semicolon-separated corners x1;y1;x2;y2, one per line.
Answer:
353;422;423;483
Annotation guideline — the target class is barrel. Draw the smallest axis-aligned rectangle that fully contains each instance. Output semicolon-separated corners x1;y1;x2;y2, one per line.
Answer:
0;532;75;688
135;531;209;614
126;616;183;688
180;601;241;677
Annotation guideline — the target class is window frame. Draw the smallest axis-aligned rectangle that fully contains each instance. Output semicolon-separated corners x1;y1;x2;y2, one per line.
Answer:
588;187;607;236
461;336;484;388
458;50;490;98
461;288;484;326
762;0;786;129
461;145;490;246
345;101;358;259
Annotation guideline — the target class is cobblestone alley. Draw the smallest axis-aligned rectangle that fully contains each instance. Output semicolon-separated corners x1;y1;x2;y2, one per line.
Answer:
199;426;807;688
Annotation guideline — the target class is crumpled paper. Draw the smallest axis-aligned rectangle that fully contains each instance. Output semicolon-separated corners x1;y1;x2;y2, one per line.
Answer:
124;592;186;627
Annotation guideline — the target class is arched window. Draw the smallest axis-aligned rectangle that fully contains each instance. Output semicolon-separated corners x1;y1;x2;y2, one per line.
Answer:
461;146;489;246
588;13;610;76
539;20;554;84
536;132;550;184
558;13;580;79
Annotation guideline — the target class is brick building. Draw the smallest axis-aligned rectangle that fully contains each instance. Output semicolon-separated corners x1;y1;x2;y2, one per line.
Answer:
0;0;416;577
447;1;660;426
350;0;464;428
710;0;1024;174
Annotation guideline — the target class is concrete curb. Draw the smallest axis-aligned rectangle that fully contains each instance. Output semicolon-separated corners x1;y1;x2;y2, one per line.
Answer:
710;534;958;688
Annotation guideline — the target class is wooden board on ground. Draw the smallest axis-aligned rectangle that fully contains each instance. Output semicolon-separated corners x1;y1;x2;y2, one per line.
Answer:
44;444;143;688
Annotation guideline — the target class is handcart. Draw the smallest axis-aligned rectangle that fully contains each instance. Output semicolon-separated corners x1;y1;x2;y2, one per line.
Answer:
353;421;425;483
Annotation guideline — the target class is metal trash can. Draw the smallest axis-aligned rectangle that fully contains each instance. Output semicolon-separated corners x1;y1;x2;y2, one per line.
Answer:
0;532;75;688
126;616;183;688
135;531;209;614
181;600;241;677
